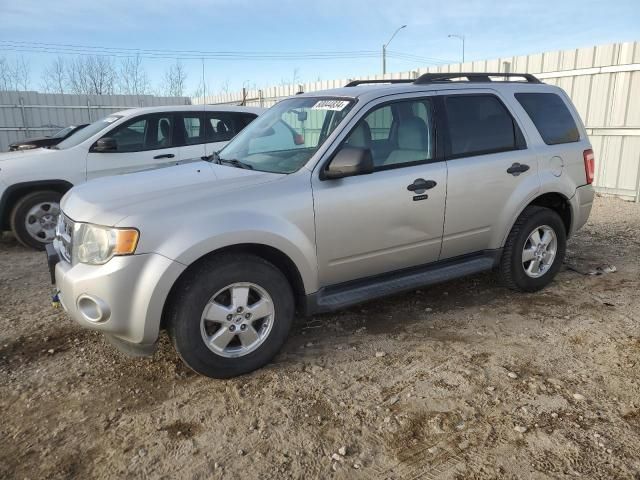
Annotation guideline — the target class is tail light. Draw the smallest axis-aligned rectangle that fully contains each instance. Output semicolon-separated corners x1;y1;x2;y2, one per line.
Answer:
583;149;595;184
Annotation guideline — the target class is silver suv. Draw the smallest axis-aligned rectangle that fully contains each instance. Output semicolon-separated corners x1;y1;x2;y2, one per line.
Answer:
47;73;596;378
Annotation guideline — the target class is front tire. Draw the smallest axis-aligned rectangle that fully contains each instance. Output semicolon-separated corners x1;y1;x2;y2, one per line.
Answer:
167;254;294;378
499;206;567;292
10;190;62;250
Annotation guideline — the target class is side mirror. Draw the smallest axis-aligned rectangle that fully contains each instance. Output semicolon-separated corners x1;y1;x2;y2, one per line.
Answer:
92;137;117;152
324;146;374;179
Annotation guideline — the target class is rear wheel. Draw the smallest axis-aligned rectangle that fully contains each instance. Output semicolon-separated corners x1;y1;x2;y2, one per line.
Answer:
167;254;294;378
499;206;566;292
10;190;61;250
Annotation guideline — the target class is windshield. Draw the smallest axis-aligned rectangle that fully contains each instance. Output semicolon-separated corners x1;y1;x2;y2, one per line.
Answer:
52;126;74;138
55;115;123;150
218;97;355;174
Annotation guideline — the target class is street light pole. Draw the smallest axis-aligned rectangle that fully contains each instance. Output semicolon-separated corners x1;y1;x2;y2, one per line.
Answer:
382;25;407;75
448;34;465;63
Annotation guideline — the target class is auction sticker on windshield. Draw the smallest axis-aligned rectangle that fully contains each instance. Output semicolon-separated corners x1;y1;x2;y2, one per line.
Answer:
311;100;350;111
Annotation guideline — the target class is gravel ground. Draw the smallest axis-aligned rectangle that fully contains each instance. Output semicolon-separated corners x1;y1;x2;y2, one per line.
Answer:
1;195;639;479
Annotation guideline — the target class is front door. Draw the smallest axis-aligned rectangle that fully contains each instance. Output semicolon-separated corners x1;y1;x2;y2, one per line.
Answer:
86;113;180;179
312;95;447;287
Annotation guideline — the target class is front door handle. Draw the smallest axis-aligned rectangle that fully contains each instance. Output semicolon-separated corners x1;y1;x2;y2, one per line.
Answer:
407;178;437;192
506;162;530;176
154;153;175;159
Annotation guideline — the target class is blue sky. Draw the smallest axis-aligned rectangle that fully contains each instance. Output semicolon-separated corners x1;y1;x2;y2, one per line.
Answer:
1;0;639;95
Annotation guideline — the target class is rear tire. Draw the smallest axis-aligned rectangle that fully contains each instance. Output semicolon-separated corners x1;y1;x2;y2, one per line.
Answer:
167;253;294;378
499;206;566;292
10;190;62;250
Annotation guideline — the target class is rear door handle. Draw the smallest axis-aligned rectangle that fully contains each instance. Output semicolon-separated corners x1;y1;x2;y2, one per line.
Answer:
506;162;530;176
153;153;175;159
407;178;437;192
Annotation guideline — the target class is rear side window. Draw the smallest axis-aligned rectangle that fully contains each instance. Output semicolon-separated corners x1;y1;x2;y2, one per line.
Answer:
234;113;258;130
445;95;522;158
206;112;236;142
515;93;580;145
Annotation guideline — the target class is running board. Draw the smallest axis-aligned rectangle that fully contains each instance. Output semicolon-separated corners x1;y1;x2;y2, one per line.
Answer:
303;251;500;315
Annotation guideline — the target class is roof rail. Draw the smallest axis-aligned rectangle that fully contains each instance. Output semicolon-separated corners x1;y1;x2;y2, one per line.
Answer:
413;72;541;84
345;79;415;87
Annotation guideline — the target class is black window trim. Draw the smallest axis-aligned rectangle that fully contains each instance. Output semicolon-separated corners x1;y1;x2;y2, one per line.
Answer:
93;112;177;153
514;92;581;146
174;111;253;148
319;95;445;180
441;92;528;161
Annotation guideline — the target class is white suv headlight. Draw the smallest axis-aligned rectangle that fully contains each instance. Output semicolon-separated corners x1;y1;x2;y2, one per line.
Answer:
73;223;139;265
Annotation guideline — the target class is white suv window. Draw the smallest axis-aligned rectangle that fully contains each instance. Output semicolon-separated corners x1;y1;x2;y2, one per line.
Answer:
103;114;174;152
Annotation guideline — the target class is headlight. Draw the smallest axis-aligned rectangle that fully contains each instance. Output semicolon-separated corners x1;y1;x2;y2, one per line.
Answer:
73;224;139;265
16;144;38;150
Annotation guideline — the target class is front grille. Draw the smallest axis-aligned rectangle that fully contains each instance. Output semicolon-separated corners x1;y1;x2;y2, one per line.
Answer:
55;213;74;263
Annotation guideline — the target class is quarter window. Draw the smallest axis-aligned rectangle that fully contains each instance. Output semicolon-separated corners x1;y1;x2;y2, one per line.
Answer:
445;95;521;158
515;93;580;145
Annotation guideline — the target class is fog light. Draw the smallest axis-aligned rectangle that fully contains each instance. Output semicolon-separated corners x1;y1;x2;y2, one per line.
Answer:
77;294;111;323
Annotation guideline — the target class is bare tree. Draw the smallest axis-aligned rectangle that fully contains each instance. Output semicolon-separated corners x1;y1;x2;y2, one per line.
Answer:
118;55;150;95
0;57;11;90
161;60;187;97
13;56;30;90
0;56;31;91
219;79;230;95
280;67;300;87
68;55;116;95
40;56;67;93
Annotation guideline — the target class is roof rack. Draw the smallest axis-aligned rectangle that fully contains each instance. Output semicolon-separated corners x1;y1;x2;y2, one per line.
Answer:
344;79;415;87
413;72;541;84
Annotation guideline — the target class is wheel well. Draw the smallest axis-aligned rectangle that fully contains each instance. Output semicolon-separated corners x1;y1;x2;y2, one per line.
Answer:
528;193;572;234
161;244;306;329
1;180;72;231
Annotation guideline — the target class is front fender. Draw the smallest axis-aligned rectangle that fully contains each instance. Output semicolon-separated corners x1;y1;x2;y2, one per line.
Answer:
152;211;318;294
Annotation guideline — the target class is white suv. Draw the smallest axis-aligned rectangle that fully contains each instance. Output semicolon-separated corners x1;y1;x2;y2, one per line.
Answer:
0;105;264;249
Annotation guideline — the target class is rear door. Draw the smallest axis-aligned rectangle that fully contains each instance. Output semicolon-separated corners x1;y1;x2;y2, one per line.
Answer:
440;90;540;259
86;113;180;179
177;111;207;162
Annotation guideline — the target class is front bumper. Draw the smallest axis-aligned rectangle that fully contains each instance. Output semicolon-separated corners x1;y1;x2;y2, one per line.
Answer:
49;248;185;351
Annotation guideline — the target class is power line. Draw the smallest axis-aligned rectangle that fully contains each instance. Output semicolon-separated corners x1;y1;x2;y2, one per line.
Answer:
0;40;452;66
0;41;381;60
0;40;379;57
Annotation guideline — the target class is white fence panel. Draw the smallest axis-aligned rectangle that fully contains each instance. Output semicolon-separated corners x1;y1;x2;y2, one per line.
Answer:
0;91;191;151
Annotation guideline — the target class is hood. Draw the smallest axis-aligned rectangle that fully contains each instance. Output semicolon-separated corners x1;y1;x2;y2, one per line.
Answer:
0;147;57;162
10;136;52;146
61;161;283;225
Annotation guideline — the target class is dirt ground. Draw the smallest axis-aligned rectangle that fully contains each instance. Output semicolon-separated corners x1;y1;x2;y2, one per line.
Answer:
1;195;639;480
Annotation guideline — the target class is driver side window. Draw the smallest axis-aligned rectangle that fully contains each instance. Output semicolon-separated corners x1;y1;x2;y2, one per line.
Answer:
102;115;174;152
344;98;435;169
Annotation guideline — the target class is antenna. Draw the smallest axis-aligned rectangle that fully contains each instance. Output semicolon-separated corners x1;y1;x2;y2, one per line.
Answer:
202;57;207;158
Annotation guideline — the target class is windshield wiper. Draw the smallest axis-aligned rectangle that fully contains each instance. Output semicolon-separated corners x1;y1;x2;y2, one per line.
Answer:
202;151;253;170
217;158;254;170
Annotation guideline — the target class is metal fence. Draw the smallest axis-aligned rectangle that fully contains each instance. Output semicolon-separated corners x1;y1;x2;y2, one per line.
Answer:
195;41;640;202
0;91;191;151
